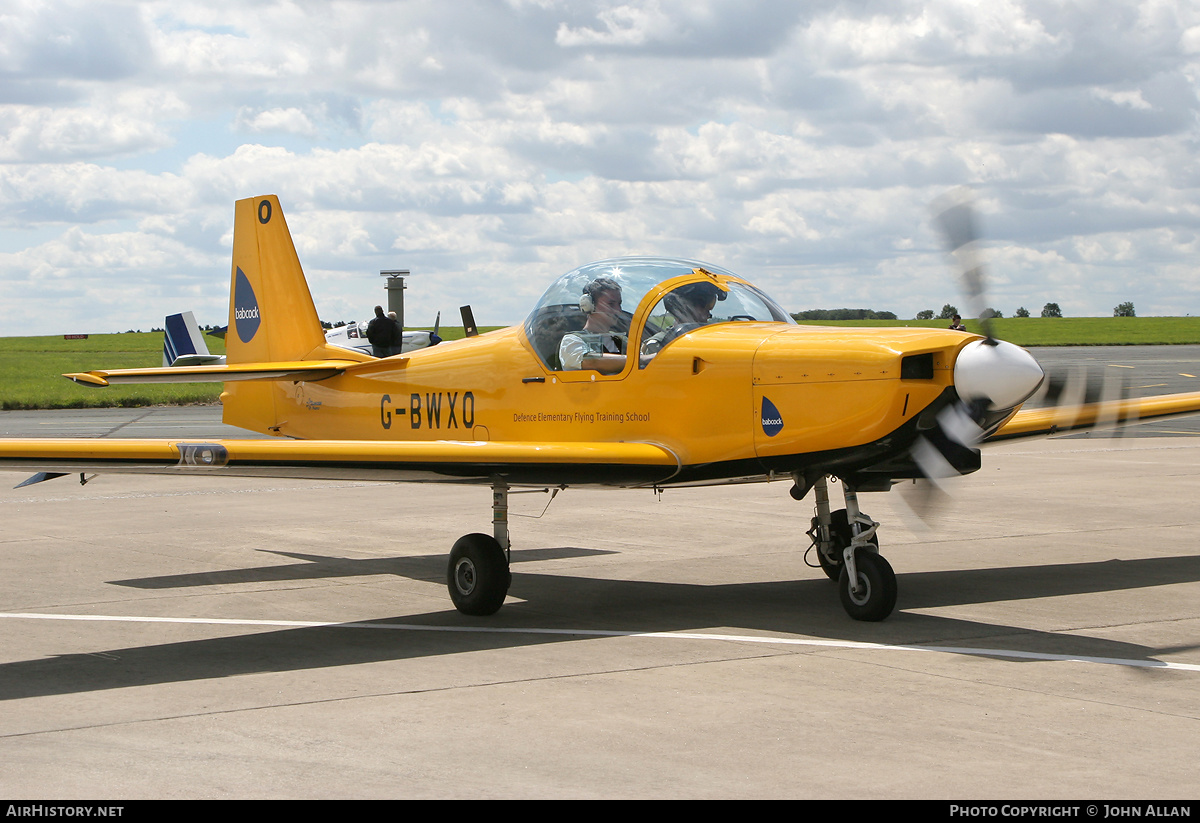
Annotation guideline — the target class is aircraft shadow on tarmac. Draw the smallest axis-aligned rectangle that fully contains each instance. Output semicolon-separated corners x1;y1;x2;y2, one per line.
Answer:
108;546;616;589
3;551;1200;702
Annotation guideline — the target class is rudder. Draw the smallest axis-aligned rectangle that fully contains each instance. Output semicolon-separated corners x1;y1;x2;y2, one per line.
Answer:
222;195;333;435
226;195;326;365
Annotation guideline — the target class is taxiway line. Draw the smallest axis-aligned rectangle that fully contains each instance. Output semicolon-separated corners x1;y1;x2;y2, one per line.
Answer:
3;611;1198;673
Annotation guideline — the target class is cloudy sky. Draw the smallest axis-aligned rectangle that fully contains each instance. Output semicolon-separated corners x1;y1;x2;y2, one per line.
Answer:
2;0;1198;336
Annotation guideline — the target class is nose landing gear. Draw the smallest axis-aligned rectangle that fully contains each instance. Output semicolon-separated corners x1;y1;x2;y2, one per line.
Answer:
803;475;898;621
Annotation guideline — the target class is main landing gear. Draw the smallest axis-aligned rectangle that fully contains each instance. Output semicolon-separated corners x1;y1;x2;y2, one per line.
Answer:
803;475;898;621
447;478;513;616
447;474;899;621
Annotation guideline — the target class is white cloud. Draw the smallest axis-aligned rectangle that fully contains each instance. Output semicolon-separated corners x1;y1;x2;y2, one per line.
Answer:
555;3;674;47
0;104;175;162
1;0;1199;337
235;106;320;138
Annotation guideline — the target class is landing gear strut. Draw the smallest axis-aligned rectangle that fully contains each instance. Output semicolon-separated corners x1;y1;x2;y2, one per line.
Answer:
804;475;897;621
446;478;513;615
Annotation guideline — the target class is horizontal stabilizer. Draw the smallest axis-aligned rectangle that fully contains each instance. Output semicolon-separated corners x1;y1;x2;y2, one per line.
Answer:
64;360;360;387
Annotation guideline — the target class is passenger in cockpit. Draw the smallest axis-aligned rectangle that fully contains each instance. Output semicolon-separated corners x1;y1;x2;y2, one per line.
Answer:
642;281;726;357
559;277;628;374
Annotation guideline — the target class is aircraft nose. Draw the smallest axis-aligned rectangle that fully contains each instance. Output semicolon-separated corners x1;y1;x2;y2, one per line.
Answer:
953;339;1045;410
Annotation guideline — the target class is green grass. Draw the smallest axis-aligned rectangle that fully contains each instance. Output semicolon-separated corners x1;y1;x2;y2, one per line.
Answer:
0;327;491;410
0;332;228;409
797;316;1200;346
3;319;1198;409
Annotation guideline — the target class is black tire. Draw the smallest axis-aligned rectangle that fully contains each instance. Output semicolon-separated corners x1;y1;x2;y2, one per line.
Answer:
810;509;878;581
838;551;897;621
447;533;511;616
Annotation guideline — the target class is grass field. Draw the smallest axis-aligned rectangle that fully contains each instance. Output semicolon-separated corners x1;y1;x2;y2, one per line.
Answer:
0;327;475;410
798;316;1200;345
2;318;1198;409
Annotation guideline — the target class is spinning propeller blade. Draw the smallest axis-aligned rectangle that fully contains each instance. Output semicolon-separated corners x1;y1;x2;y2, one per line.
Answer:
933;187;996;343
1011;363;1137;439
904;189;1044;513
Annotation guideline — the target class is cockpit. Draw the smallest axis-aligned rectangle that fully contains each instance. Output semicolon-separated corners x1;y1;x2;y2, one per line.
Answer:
523;257;796;372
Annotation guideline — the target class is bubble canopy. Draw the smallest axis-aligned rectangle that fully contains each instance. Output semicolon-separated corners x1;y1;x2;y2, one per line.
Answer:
523;257;795;370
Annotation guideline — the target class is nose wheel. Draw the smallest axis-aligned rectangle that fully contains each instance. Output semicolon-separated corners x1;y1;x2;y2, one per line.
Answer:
838;551;897;622
802;474;898;621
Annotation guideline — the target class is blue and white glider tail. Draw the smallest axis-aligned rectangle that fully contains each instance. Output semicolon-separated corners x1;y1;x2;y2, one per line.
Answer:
163;311;223;367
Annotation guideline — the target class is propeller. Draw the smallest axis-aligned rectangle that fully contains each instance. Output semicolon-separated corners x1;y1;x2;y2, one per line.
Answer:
900;189;1045;514
1002;362;1137;439
903;189;1147;518
932;187;996;344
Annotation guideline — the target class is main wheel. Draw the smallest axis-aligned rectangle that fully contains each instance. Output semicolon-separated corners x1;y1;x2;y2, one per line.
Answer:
810;509;878;581
447;533;511;616
838;551;897;621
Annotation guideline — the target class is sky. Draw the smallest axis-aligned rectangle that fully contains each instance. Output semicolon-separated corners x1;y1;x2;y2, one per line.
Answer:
1;0;1199;336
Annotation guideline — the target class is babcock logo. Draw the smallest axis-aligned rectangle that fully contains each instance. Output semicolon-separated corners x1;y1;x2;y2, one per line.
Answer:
761;396;784;437
233;267;261;343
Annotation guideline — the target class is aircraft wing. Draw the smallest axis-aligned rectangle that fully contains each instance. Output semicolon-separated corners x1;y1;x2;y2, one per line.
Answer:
989;390;1200;440
0;438;682;487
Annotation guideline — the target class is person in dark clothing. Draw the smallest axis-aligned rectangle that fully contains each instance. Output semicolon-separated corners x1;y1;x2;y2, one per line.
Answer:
366;305;398;357
386;311;405;355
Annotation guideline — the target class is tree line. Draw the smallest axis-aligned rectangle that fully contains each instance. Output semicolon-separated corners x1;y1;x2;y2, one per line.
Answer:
909;302;1136;320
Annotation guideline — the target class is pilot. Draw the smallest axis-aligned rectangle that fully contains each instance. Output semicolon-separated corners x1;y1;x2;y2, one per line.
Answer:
559;277;628;374
643;281;726;355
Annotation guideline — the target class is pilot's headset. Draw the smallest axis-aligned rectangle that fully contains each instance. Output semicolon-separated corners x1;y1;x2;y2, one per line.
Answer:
579;277;621;315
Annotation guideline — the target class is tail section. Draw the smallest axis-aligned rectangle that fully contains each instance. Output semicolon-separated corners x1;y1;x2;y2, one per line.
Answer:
222;195;370;435
61;196;369;436
227;195;327;366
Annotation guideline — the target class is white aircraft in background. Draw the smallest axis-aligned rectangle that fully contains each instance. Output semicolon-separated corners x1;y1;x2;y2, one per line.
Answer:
323;314;443;357
162;311;442;366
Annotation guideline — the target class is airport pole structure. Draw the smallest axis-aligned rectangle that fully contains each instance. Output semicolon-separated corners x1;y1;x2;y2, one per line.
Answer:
381;269;410;332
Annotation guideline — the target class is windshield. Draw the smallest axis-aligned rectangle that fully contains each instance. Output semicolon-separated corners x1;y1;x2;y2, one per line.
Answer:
524;256;794;371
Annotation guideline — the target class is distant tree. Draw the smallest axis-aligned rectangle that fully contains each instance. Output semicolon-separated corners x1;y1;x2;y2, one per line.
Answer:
791;308;898;321
916;310;934;320
1114;301;1136;317
1041;303;1063;318
984;308;1003;319
937;304;959;320
1015;307;1030;317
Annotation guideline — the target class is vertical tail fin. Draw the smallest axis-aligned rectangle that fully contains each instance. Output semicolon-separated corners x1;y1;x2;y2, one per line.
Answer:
226;195;326;365
221;195;369;435
162;311;216;366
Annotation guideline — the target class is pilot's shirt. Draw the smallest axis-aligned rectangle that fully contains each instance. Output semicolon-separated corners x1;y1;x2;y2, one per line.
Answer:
559;331;622;370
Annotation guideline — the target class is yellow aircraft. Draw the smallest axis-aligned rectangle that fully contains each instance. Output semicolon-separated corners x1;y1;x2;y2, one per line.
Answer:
3;195;1199;621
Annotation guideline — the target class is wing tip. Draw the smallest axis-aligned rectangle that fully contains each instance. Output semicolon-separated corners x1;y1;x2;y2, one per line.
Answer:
64;372;109;387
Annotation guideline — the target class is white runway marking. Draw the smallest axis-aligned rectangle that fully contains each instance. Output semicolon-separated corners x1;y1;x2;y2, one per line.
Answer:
3;611;1198;673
